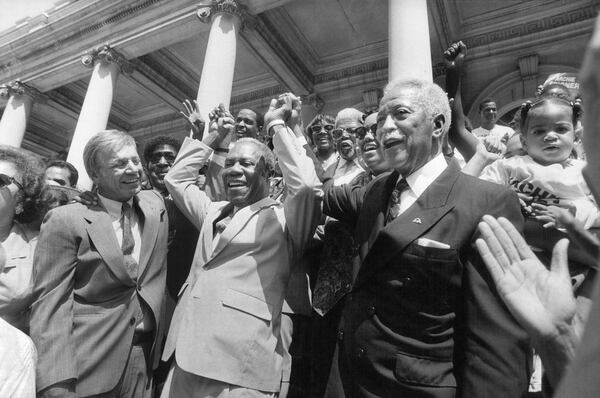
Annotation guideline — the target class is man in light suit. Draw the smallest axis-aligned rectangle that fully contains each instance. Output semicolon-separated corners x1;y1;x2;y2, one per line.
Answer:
322;79;530;397
30;130;168;398
160;97;322;397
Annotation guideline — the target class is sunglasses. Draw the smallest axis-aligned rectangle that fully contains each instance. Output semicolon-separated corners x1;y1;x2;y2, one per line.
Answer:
332;126;370;141
309;124;335;134
0;173;23;190
148;152;176;163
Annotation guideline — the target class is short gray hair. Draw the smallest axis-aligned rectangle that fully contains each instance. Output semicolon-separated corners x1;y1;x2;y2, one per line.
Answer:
381;78;451;134
83;130;136;176
234;137;276;174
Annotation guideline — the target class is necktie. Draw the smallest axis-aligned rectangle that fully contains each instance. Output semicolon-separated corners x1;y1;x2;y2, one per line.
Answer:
386;178;408;224
121;202;138;276
214;215;232;236
213;208;234;237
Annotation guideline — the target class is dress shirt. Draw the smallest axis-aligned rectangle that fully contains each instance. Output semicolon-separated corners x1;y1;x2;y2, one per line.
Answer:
320;152;340;171
98;194;153;332
393;153;448;216
333;158;364;186
98;194;142;264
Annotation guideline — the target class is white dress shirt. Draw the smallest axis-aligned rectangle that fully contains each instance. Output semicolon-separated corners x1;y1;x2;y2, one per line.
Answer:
393;153;448;216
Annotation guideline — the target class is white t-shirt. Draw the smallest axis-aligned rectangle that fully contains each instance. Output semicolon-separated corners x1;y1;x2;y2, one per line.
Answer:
472;125;516;142
480;155;600;228
0;317;36;397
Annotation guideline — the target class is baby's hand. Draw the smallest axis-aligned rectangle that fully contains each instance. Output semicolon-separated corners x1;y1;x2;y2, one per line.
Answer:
531;203;573;228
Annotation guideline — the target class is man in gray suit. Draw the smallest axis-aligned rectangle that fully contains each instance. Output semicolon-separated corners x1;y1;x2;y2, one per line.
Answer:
160;97;322;397
30;130;169;398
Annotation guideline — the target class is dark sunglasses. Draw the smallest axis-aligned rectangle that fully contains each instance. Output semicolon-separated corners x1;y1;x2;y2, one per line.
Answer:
332;126;369;141
148;152;176;163
0;173;23;190
309;124;335;134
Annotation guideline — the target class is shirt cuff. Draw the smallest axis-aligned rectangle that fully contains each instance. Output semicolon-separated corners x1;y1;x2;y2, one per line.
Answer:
266;119;286;134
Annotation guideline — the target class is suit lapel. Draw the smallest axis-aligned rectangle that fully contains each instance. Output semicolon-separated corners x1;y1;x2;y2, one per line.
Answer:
135;195;161;279
208;197;278;262
84;204;135;287
354;162;460;289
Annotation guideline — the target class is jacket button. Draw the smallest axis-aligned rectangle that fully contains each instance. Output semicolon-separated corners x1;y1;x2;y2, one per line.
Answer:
357;348;365;358
367;306;376;316
129;317;136;326
337;330;344;341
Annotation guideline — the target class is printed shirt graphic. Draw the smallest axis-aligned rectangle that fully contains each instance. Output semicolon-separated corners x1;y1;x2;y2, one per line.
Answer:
480;155;600;228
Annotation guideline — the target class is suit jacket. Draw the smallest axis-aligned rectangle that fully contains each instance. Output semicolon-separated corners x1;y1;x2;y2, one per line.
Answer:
30;190;168;396
323;160;530;398
163;131;322;392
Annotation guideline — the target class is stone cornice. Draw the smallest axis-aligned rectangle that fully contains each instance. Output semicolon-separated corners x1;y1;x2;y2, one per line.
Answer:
462;3;599;49
81;45;134;74
314;59;387;85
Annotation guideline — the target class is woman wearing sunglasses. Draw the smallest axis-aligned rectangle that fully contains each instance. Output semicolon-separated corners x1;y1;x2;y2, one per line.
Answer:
0;145;45;333
307;114;339;170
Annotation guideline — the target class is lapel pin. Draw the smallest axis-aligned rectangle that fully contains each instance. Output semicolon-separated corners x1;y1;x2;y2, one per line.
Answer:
412;218;422;224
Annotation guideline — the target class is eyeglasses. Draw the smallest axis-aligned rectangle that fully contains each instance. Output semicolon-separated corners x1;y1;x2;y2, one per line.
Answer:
0;173;23;190
148;152;176;163
332;126;369;141
309;124;334;134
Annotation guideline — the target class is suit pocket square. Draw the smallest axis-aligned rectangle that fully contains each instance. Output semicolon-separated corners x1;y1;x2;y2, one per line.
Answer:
416;238;451;249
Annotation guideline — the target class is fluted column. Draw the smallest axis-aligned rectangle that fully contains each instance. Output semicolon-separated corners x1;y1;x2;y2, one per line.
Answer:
67;45;133;189
388;0;433;82
195;0;248;134
0;81;43;147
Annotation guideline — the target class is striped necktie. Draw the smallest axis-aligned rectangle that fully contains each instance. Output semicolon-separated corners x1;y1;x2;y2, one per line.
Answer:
121;202;138;277
386;178;409;224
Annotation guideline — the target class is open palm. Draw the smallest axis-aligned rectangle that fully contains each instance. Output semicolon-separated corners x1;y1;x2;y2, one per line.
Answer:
476;216;576;338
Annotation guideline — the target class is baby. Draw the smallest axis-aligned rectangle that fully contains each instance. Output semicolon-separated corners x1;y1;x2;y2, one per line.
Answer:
479;96;598;230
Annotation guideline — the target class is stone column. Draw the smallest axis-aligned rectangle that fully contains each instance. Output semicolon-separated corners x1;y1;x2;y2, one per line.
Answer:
195;0;247;134
67;45;133;189
0;81;43;147
388;0;433;82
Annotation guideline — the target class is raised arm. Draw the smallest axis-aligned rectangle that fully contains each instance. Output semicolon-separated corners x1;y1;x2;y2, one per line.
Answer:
265;94;323;256
445;41;479;161
475;215;577;389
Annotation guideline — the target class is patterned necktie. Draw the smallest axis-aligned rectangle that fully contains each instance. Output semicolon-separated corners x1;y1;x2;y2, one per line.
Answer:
386;178;409;224
121;202;138;276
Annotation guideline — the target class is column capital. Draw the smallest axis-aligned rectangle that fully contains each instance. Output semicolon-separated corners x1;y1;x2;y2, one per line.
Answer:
0;80;46;102
81;44;134;75
196;0;255;29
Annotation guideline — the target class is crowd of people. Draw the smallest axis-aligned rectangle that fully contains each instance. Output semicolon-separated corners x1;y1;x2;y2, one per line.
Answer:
5;14;600;398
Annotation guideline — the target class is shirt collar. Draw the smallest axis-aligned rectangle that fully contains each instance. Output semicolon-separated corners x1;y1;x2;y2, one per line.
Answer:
401;153;448;197
98;194;134;220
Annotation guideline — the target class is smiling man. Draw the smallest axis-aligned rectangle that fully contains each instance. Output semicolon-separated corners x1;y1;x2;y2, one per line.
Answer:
160;97;322;397
30;130;169;398
234;108;264;140
322;79;530;398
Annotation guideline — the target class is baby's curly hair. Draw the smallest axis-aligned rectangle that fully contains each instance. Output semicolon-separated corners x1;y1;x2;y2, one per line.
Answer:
0;145;46;223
